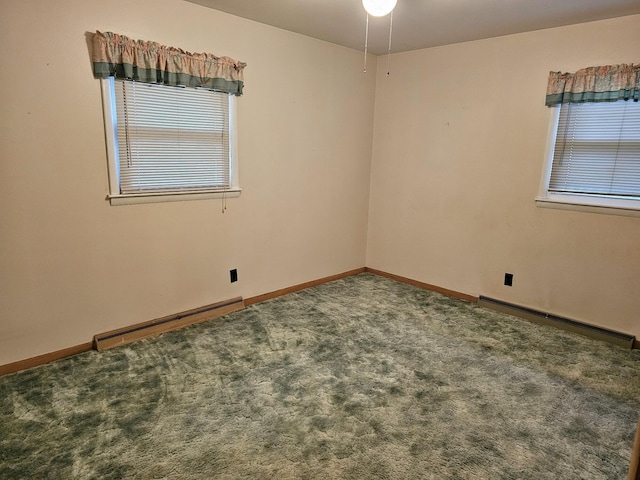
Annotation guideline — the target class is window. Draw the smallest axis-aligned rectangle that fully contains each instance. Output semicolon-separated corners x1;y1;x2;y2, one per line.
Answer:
537;100;640;215
101;78;240;205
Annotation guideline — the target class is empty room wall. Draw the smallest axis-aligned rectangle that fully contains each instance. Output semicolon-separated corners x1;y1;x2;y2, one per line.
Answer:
367;15;640;337
0;0;376;365
2;2;638;369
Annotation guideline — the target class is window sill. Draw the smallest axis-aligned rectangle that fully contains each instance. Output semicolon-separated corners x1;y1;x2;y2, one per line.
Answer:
535;194;640;218
108;189;241;206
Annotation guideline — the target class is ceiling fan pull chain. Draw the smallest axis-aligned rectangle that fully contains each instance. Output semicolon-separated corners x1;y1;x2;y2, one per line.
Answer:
387;10;393;77
364;13;369;73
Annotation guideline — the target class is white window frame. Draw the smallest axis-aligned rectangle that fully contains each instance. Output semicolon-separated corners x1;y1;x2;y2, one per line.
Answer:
100;78;241;206
536;103;640;218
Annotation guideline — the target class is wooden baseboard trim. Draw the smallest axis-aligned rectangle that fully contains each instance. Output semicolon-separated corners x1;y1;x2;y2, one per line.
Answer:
3;270;365;375
94;297;245;351
0;342;93;377
633;339;640;350
365;267;478;303
11;266;631;375
244;267;366;306
629;416;640;480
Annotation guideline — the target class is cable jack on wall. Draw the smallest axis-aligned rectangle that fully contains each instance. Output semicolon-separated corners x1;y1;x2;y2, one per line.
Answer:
363;0;397;76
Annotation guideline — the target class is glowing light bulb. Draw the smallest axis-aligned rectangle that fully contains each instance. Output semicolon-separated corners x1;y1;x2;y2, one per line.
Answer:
362;0;397;17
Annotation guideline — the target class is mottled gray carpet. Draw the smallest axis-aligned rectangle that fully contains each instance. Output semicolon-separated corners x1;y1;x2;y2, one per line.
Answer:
1;273;639;479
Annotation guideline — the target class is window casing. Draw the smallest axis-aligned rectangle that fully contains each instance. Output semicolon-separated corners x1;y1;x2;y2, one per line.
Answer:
537;100;640;216
101;78;240;205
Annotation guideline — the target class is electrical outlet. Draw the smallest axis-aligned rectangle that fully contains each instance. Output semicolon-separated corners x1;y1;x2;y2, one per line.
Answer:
230;269;238;283
504;273;513;286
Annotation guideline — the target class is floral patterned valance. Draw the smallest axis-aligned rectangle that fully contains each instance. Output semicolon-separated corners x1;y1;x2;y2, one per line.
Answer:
545;63;639;106
92;31;246;95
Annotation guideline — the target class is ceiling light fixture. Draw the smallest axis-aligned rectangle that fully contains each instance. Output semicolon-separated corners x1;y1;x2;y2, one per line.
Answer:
362;0;397;76
362;0;397;17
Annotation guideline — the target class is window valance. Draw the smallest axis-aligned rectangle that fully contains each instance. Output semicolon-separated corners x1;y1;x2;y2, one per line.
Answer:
545;63;639;106
92;31;246;95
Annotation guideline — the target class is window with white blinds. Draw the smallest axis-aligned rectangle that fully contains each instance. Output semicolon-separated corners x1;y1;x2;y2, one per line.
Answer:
550;100;640;197
538;100;640;214
101;77;239;205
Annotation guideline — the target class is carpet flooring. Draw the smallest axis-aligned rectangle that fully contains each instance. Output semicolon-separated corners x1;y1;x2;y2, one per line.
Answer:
1;273;639;479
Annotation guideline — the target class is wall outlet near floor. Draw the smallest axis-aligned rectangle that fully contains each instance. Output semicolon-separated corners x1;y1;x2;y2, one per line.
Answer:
504;273;513;286
230;269;238;283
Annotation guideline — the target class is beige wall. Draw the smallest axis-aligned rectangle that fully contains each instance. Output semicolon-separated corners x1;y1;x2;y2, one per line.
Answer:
0;0;376;365
1;1;639;367
367;15;640;337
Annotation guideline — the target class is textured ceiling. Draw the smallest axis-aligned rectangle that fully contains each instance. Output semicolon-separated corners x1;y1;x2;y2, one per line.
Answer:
184;0;640;55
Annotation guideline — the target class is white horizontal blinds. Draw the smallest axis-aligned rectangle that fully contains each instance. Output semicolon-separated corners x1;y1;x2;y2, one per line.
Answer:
550;100;640;198
114;79;230;194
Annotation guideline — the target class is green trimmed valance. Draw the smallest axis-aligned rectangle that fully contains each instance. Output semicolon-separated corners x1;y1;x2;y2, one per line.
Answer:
92;31;246;95
545;63;639;106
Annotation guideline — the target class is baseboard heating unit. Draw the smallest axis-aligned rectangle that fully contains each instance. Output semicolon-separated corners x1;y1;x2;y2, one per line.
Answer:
478;296;635;349
94;297;245;351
